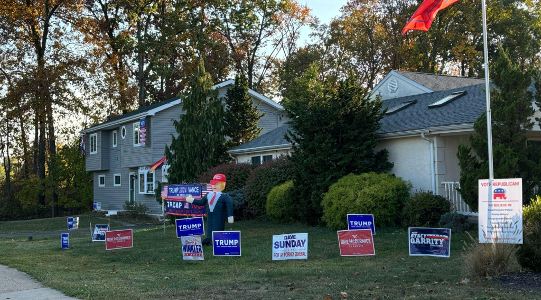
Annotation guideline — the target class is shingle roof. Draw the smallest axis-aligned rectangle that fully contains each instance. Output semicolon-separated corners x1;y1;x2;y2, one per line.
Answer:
228;124;290;153
378;83;486;134
83;96;180;132
395;71;485;91
231;83;489;152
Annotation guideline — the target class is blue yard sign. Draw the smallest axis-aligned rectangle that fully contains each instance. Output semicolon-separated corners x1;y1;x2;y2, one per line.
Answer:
92;224;109;242
61;233;69;249
67;217;79;230
347;214;375;235
409;227;451;258
213;231;241;256
175;217;205;237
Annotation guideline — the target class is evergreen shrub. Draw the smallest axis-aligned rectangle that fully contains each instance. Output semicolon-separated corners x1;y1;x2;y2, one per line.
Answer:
244;157;294;218
402;190;451;227
266;181;297;223
517;196;541;272
438;212;473;233
321;173;411;230
229;188;247;221
198;163;252;192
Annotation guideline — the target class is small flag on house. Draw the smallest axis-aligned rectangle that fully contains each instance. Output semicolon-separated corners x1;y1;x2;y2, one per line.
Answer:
402;0;460;34
81;135;86;156
140;117;146;145
150;157;166;172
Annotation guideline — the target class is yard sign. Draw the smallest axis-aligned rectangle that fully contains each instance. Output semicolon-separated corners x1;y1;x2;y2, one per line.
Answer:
478;178;523;244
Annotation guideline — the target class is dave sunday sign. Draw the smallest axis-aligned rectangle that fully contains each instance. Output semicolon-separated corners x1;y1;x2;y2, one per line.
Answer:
106;229;133;250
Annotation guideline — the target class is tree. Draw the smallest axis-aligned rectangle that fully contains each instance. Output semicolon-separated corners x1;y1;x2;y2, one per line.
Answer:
457;47;540;211
164;58;226;184
214;0;312;93
282;64;393;224
224;73;264;150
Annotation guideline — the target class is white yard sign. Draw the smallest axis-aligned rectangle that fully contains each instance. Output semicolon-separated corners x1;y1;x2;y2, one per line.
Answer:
272;233;308;260
478;178;523;244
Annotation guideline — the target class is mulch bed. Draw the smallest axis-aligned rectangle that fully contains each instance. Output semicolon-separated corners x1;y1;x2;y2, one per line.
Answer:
497;272;541;292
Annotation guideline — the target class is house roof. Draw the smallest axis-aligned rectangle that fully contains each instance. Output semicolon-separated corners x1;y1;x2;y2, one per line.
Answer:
81;96;181;134
81;81;283;134
394;71;485;92
229;83;489;152
378;83;486;136
228;124;291;154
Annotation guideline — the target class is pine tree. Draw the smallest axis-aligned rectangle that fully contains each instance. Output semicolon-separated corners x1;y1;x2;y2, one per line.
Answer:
224;73;264;150
164;58;226;183
457;47;540;211
282;64;393;224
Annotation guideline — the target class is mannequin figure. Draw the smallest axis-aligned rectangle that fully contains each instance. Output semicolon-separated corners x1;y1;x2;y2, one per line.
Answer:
186;174;233;245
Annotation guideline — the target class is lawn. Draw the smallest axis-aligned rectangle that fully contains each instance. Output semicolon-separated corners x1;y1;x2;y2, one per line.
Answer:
0;219;539;300
0;214;127;234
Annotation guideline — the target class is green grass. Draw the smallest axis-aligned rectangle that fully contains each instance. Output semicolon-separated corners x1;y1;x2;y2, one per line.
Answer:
0;214;126;234
0;219;539;300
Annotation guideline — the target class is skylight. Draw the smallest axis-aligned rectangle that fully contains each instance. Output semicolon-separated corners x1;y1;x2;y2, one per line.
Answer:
386;100;417;115
428;91;467;108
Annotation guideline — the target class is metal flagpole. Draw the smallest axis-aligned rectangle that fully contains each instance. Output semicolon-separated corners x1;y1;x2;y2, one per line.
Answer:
481;0;494;180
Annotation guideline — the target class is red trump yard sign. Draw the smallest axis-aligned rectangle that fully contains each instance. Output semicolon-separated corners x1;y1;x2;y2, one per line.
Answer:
106;229;133;250
337;229;375;256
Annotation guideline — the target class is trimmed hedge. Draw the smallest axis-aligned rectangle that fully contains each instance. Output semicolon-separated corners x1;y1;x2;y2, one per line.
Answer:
266;181;297;223
244;157;294;219
321;173;411;230
198;163;252;192
402;190;452;228
438;212;473;233
517;197;541;272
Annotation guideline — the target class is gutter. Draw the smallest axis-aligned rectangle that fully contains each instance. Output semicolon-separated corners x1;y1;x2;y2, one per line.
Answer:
227;144;292;155
421;131;436;194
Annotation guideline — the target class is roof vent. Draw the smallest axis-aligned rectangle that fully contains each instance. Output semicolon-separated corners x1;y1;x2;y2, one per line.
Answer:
386;100;417;115
428;91;467;108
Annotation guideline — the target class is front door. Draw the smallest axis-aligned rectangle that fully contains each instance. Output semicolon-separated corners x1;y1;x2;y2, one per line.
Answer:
129;172;136;203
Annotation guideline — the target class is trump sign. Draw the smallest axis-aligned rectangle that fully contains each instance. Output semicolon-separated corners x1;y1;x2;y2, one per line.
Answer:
106;229;133;250
176;217;205;237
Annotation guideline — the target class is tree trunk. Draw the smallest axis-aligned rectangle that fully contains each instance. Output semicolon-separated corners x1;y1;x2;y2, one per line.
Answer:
46;99;57;217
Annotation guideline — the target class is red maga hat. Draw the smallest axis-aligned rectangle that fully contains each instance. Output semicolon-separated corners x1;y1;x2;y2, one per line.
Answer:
210;174;226;185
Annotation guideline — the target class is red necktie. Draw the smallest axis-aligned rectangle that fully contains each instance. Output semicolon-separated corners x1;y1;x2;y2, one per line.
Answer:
209;193;217;206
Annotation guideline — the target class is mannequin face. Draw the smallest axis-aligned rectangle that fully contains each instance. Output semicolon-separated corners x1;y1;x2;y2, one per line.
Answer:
212;182;225;192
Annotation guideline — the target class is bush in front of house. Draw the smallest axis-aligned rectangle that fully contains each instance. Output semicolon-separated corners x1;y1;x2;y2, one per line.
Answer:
438;212;473;233
244;157;294;218
516;196;541;272
228;188;247;221
266;181;297;223
321;173;411;230
198;162;252;192
401;190;452;228
123;200;149;218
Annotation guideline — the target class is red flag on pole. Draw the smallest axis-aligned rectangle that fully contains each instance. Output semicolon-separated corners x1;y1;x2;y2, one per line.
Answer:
402;0;460;34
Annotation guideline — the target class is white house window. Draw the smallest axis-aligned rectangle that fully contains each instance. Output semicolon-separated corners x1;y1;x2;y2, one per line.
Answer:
90;133;98;154
138;167;154;194
112;131;118;148
114;174;121;186
98;175;105;187
162;164;170;183
251;154;273;166
121;126;127;139
133;122;140;146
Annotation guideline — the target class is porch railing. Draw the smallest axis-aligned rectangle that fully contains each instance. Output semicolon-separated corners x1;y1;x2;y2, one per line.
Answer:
441;182;478;216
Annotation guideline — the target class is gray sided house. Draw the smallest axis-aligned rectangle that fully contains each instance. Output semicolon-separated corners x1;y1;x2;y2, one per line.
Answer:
81;80;289;214
228;71;541;215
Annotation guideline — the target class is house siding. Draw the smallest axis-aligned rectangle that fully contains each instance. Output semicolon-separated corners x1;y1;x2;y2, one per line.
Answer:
121;118;153;168
375;136;432;192
372;75;429;101
151;103;184;162
256;101;289;135
86;131;106;171
235;149;291;164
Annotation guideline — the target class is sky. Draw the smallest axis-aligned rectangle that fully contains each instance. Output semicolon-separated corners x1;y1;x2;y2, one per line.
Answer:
298;0;350;46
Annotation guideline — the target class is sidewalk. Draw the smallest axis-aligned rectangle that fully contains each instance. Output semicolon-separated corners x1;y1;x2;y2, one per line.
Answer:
0;265;79;300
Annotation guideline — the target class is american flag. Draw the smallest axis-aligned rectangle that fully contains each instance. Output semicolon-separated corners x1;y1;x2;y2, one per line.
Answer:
139;117;146;145
81;135;86;156
202;184;212;198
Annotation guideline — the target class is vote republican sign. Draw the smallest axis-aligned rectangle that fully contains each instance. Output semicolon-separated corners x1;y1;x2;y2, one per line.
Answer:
337;229;375;256
176;217;205;237
106;229;133;250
